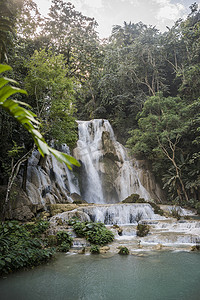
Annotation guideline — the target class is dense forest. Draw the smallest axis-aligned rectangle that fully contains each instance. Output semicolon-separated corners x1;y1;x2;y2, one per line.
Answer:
0;0;200;211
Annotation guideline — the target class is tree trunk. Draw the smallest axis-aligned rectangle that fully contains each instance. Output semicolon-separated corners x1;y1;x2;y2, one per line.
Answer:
1;148;34;222
22;159;28;192
38;154;47;171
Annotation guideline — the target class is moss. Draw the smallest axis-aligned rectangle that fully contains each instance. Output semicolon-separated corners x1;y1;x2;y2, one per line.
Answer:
148;202;164;216
122;194;140;203
50;204;78;216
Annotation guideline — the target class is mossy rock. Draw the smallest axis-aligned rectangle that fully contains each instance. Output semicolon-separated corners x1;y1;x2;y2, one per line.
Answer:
50;204;78;216
148;202;164;216
71;193;87;204
122;194;140;203
136;223;150;237
190;245;200;251
118;246;129;255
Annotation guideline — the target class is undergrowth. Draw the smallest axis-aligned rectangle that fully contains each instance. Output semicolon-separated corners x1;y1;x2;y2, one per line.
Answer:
0;220;55;275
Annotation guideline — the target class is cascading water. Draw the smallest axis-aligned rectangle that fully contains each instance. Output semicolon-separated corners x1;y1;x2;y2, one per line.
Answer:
73;119;150;204
22;119;153;209
73;120;105;203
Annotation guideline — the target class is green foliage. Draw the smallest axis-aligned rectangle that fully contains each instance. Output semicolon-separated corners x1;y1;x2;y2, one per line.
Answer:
56;231;73;252
43;0;99;81
136;223;150;237
0;220;55;275
24;48;78;148
47;235;57;247
29;220;49;235
0;64;80;170
0;0;17;62
118;246;129;255
90;245;100;254
127;93;200;205
56;231;73;246
72;220;114;246
57;241;71;252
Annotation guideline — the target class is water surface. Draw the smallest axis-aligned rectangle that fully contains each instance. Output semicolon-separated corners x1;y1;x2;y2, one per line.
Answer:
1;251;200;300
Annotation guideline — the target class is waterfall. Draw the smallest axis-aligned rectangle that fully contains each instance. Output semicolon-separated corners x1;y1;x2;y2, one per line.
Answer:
20;119;151;214
73;119;150;204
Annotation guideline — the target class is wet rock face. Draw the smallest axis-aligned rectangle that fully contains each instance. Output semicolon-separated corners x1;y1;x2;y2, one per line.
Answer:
134;159;166;202
21;151;75;207
1;185;35;221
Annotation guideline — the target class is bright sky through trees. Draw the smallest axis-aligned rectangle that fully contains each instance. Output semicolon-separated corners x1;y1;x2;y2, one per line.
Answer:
34;0;200;38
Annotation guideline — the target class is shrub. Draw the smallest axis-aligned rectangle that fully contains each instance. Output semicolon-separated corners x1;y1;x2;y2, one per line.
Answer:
72;221;86;237
57;242;71;252
90;245;100;254
56;231;73;246
72;221;114;246
0;221;54;275
47;235;57;246
56;231;73;253
118;246;129;255
25;220;50;235
136;223;150;237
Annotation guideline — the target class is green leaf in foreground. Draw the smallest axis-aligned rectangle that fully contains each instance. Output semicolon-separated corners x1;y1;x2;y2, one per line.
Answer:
0;64;80;168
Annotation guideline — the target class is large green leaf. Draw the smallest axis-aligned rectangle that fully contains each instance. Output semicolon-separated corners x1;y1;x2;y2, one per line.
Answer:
0;64;12;73
49;148;81;169
0;85;27;102
0;64;80;168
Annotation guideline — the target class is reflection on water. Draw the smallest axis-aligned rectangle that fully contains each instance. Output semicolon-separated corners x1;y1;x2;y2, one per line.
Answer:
1;251;200;300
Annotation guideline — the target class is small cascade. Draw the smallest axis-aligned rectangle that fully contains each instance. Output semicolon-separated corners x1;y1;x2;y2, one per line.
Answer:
79;203;165;225
49;202;200;249
52;203;166;226
73;119;150;204
72;238;90;249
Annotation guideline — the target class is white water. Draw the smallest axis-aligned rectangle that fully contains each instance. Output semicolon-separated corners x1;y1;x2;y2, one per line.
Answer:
23;119;152;207
79;203;165;225
73;119;150;204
